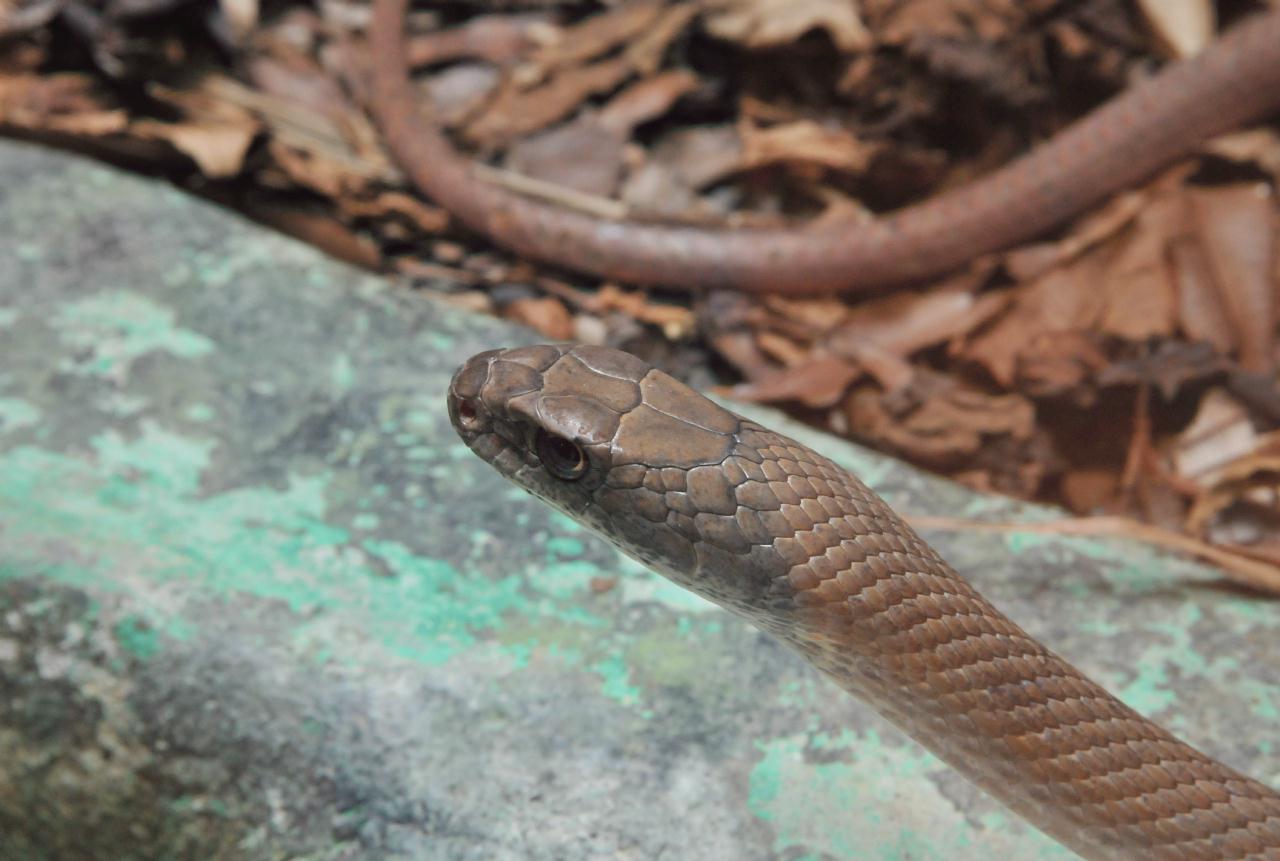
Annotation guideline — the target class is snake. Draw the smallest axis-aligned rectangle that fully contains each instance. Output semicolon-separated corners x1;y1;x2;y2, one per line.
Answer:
370;0;1280;295
447;343;1280;860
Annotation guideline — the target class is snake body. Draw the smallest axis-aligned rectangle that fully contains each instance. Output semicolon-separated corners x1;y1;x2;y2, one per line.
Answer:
372;2;1280;295
448;343;1280;860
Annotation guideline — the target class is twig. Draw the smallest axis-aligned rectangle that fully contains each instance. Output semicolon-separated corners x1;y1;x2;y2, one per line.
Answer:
907;514;1280;595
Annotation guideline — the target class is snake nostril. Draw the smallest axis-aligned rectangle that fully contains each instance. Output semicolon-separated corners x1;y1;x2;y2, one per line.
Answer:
454;396;483;431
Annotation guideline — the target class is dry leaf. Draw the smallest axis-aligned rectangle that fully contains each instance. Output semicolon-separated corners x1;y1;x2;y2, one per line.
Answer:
1189;184;1276;373
1171;387;1256;489
594;285;696;337
531;0;666;73
597;70;698;136
405;13;541;68
1095;194;1181;341
1186;432;1280;541
0;0;61;38
465;56;632;148
877;0;1026;44
503;296;575;340
220;0;259;43
1136;0;1214;59
621;124;743;218
703;0;871;51
1060;468;1119;513
729;354;863;408
1014;331;1110;399
246;202;381;269
133;119;256;177
1170;235;1236;353
962;252;1108;387
505;116;625;197
739;119;878;176
844;371;1035;466
624;3;700;76
829;284;1008;359
424;63;502;126
1204;128;1280;184
0;74;128;135
340;190;449;233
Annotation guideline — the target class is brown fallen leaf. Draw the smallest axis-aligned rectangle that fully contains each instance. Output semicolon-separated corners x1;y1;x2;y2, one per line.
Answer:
244;200;382;269
738;119;879;177
0;0;61;38
423;62;502;127
530;0;667;74
406;13;542;68
247;54;352;118
1186;431;1280;538
340;189;449;234
1060;468;1120;513
1170;235;1235;354
1136;0;1214;59
1014;331;1110;401
220;0;258;44
206;74;395;184
828;283;1008;360
592;285;696;339
505;114;626;197
133;119;257;177
621;124;744;219
502;296;575;341
702;0;871;52
1204;128;1280;184
1189;184;1276;373
597;70;698;136
1001;187;1150;282
877;0;1028;44
0;73;128;135
268;139;369;199
1095;193;1181;341
727;354;863;409
844;370;1036;467
1171;387;1257;489
464;56;632;148
624;3;699;76
756;295;849;341
754;330;811;367
962;251;1109;387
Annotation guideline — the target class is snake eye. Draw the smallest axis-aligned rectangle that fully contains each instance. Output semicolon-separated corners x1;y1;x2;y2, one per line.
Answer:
535;429;588;480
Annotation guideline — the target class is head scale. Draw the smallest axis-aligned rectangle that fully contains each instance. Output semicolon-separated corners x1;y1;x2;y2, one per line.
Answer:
447;344;793;614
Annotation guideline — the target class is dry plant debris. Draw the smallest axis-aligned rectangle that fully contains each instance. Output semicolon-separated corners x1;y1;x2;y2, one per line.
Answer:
1;0;1278;589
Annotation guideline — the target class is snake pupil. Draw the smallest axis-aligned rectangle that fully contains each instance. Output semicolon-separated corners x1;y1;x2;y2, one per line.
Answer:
535;430;587;480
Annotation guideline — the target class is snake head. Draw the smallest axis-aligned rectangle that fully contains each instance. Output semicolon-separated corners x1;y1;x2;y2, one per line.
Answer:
447;344;624;518
448;344;796;613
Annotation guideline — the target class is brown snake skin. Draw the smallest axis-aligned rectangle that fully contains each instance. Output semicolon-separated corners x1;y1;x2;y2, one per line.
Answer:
448;344;1280;861
371;1;1280;295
